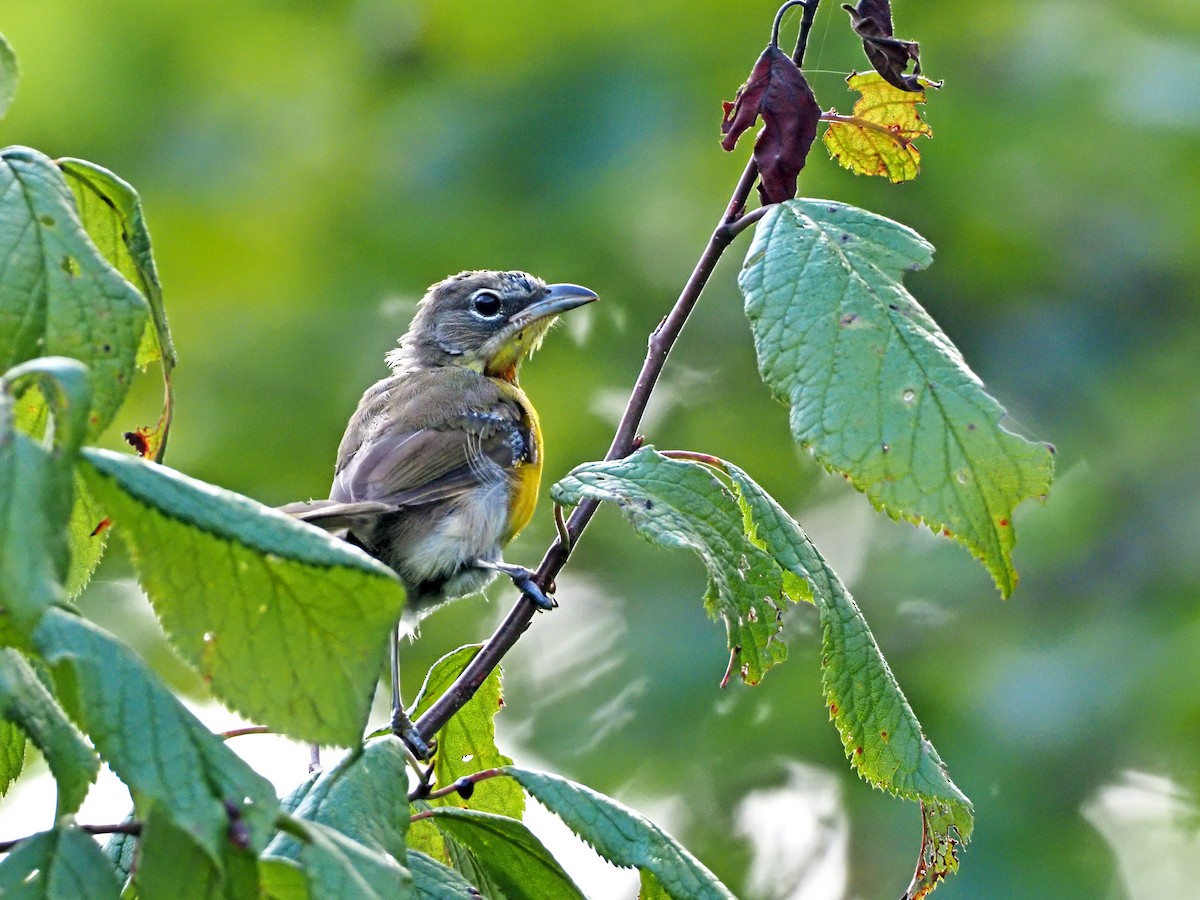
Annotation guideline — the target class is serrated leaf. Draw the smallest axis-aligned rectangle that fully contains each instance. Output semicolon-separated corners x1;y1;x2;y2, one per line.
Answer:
33;608;279;864
6;380;108;599
0;32;17;122
0;148;149;437
552;447;799;684
271;816;411;900
0;719;25;797
740;200;1053;596
409;645;523;819
0;826;121;899
423;807;584;900
267;737;410;873
408;850;481;899
79;448;407;746
59;158;175;461
724;462;972;896
63;472;108;597
0;648;99;815
822;72;932;182
504;766;735;900
0;358;91;643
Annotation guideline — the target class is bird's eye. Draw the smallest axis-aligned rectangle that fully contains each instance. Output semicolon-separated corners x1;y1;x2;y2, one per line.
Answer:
470;291;503;318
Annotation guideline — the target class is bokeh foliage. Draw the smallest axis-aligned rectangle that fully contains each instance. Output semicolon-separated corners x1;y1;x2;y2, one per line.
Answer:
2;1;1197;896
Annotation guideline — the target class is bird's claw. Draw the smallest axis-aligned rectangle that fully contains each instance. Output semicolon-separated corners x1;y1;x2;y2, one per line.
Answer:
477;560;557;610
391;707;435;761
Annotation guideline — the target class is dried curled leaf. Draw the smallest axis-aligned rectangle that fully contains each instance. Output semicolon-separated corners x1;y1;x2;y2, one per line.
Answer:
842;0;937;93
721;45;820;204
822;72;933;182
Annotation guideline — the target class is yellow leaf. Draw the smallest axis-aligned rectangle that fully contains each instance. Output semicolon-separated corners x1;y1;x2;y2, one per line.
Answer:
822;71;933;183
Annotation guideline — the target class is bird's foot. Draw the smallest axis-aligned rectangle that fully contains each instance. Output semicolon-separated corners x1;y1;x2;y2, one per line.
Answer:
476;560;557;610
391;706;435;761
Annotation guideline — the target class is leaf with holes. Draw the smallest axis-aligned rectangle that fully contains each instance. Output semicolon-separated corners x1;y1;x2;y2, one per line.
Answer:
552;448;804;684
59;158;176;461
725;461;972;896
0;148;149;438
741;200;1053;596
409;645;523;819
822;72;934;182
79;448;407;746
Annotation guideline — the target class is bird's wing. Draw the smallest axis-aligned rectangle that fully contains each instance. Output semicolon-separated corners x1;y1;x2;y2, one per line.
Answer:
331;412;532;507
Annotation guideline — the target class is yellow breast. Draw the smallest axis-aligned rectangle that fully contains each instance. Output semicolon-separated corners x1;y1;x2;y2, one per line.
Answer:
493;378;543;546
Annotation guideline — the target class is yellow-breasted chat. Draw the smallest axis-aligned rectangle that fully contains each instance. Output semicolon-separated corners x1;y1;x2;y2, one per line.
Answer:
284;269;596;618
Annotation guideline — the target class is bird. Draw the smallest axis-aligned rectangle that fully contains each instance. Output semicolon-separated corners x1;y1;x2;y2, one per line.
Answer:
281;270;598;754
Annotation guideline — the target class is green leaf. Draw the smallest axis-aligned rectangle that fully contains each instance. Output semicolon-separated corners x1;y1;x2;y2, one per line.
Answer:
0;648;99;815
259;858;310;900
271;816;411;900
79;448;407;746
740;200;1053;596
0;826;121;899
408;850;484;899
409;645;523;818
58;158;176;461
503;766;735;900
267;737;411;871
640;869;672;900
134;806;260;900
551;447;800;684
0;358;91;643
0;718;25;798
725;462;973;894
32;608;279;865
423;807;584;900
0;148;150;438
0;32;17;122
63;471;107;598
101;823;137;891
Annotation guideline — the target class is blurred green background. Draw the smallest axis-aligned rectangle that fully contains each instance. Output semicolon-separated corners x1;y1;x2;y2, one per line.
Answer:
3;0;1199;896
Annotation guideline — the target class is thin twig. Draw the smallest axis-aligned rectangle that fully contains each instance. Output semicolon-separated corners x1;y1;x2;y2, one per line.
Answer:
0;821;143;853
412;0;823;748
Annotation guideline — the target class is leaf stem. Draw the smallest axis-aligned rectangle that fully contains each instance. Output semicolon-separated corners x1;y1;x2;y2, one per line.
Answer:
220;725;272;740
411;0;823;748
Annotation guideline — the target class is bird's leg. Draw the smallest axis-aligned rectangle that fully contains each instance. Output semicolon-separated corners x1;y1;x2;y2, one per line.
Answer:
389;622;435;760
475;559;557;610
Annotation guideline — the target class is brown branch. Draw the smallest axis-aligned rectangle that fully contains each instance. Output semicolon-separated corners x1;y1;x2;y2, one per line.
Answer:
412;0;822;748
0;821;142;853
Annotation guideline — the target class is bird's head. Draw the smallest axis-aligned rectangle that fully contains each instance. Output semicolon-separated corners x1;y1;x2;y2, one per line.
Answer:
388;270;598;381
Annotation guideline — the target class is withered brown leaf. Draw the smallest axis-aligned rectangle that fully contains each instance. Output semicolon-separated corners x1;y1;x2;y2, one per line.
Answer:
842;0;931;93
721;45;820;204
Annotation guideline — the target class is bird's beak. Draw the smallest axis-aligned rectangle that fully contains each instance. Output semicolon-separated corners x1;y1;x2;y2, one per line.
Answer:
512;283;599;326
